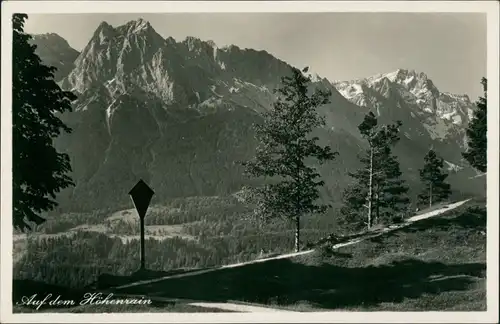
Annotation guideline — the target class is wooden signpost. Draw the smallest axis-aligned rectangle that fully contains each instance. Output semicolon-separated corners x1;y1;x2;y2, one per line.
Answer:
128;179;155;270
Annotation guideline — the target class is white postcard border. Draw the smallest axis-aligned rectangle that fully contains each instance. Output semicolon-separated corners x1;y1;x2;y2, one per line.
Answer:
1;1;498;323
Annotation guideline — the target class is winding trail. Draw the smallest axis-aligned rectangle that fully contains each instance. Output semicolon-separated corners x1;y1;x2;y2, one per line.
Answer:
115;199;469;289
187;302;296;313
114;199;470;312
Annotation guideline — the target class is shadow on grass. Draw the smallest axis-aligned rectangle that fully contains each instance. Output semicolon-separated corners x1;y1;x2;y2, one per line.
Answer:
121;256;485;310
12;279;89;312
12;267;205;312
116;204;487;311
14;202;486;312
12;279;194;312
85;267;210;290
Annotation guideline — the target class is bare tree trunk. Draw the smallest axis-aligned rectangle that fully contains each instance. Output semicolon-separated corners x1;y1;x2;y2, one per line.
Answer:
367;147;374;230
294;214;300;252
429;183;433;208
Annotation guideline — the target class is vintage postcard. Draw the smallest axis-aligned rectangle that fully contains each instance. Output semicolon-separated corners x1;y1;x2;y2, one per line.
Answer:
1;1;499;323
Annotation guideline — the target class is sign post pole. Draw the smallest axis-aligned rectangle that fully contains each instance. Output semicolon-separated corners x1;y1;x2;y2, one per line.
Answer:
140;217;145;269
128;179;155;271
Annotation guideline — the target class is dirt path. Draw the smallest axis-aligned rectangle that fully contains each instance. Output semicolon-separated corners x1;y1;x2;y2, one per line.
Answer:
187;302;296;313
108;293;296;313
407;200;469;222
113;199;471;312
115;199;470;293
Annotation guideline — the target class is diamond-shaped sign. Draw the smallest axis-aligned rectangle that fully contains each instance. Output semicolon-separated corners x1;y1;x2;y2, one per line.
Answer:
128;179;155;219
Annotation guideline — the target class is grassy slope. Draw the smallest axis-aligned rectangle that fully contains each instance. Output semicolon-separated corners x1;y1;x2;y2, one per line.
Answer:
120;202;486;311
13;201;486;313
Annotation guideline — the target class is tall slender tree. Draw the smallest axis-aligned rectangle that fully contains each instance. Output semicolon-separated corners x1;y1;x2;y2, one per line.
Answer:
341;112;409;229
243;67;338;252
418;149;451;208
12;14;77;231
463;78;487;173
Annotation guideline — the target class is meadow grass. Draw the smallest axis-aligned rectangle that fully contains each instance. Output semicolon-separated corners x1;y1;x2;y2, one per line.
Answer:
121;202;486;311
13;201;486;312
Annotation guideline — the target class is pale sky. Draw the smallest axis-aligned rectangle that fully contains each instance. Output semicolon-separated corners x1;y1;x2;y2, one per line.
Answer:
24;13;486;99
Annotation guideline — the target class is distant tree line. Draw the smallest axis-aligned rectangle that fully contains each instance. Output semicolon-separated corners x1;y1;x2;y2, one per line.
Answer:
12;11;488;284
14;226;329;288
243;67;487;247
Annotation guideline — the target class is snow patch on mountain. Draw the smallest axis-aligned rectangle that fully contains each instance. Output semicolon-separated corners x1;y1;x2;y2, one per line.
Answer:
28;18;484;214
336;83;363;99
333;69;475;147
444;160;463;172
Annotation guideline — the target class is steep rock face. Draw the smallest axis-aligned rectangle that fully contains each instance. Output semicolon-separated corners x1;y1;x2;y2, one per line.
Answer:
333;69;475;165
30;33;79;81
35;19;481;213
50;19;367;212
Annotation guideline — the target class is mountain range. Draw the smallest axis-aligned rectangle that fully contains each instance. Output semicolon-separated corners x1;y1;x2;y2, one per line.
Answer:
30;33;79;81
29;18;485;214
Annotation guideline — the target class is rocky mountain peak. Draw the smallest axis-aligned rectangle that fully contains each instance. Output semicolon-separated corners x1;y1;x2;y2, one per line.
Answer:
27;29;484;213
182;36;219;55
31;33;77;58
62;19;166;93
30;32;80;82
333;68;475;146
32;32;69;46
368;69;436;95
165;36;176;45
95;21;114;32
393;69;437;96
387;68;424;81
116;18;154;36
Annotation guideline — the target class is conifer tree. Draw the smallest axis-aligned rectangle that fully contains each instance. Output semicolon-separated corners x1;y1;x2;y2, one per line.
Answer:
377;151;410;222
463;78;487;173
243;67;338;252
341;112;409;229
418;149;451;208
340;177;369;230
12;14;77;231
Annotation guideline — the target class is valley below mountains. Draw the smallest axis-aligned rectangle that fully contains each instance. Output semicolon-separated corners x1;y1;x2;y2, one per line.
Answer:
30;18;485;215
12;19;488;310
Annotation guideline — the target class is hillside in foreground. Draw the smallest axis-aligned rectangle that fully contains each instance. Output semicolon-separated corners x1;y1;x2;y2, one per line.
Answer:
14;200;486;312
13;194;342;290
119;201;486;312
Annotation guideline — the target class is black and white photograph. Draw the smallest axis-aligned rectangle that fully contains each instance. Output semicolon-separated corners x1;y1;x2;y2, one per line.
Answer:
1;1;499;322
